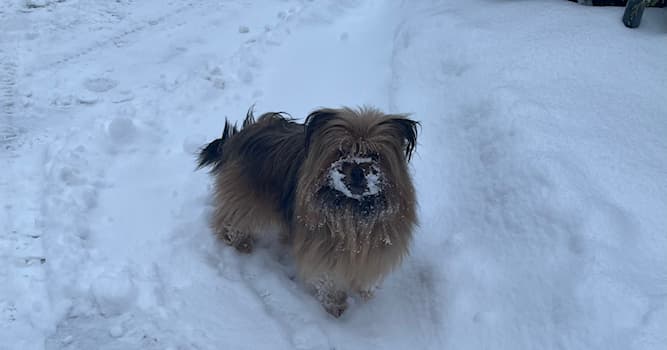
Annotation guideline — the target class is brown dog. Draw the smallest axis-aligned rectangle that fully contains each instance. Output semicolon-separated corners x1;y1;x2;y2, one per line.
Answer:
198;107;418;317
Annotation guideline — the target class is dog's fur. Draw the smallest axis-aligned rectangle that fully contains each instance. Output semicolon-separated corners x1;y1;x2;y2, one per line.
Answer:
198;106;418;317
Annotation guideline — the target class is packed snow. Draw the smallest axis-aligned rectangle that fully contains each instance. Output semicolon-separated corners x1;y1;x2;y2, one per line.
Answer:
1;0;666;349
328;156;382;199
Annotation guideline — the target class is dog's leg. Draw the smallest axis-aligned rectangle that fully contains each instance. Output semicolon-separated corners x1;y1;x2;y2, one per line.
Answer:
358;288;375;301
219;227;255;254
357;283;379;301
310;275;348;317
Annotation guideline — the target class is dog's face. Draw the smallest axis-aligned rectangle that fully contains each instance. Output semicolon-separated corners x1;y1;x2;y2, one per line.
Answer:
300;107;418;216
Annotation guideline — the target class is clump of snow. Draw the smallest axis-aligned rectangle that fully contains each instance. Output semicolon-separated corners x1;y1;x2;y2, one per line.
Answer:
108;324;124;338
76;93;99;105
61;335;74;345
83;78;118;93
110;90;135;104
328;163;349;194
327;156;383;200
106;117;136;143
90;270;137;317
364;167;381;195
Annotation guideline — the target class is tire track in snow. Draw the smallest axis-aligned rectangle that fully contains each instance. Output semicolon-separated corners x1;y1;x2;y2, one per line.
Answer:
0;150;52;350
32;1;199;72
1;10;52;345
0;47;19;151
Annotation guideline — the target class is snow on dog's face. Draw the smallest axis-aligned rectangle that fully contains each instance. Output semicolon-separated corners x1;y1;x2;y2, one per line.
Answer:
328;155;383;200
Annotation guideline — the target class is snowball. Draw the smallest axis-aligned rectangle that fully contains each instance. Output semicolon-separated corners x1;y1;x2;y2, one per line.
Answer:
109;324;125;338
107;117;136;144
61;335;73;345
91;271;137;317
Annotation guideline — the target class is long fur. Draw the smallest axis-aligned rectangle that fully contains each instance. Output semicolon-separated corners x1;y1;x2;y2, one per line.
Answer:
198;106;419;316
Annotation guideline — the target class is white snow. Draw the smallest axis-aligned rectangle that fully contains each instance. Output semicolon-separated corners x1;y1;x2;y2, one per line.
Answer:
328;156;382;199
106;117;136;144
2;0;666;349
364;171;381;197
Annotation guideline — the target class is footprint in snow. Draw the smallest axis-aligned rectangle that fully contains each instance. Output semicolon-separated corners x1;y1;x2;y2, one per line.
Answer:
84;77;119;93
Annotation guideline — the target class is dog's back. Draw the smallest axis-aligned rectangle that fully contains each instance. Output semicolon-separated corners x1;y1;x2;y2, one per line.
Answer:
198;111;307;239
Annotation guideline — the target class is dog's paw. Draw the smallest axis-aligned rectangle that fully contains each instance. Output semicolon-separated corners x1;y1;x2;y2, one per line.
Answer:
324;300;348;318
219;229;254;254
358;289;375;301
233;236;254;254
319;291;348;318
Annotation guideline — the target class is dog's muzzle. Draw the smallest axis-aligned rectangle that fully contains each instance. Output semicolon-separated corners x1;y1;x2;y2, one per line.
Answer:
327;156;383;200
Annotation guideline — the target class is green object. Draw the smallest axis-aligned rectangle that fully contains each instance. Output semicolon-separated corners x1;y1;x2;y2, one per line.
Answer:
623;0;647;28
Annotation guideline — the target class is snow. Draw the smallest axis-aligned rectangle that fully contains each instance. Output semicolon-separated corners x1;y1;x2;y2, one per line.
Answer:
328;156;382;199
1;0;666;349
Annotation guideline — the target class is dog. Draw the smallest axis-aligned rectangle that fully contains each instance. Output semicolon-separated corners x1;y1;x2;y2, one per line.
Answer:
197;106;418;317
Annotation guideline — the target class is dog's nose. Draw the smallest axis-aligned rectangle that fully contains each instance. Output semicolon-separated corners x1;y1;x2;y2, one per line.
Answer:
350;166;364;185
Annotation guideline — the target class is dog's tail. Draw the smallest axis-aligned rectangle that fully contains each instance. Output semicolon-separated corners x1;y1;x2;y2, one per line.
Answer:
196;108;257;170
196;120;236;170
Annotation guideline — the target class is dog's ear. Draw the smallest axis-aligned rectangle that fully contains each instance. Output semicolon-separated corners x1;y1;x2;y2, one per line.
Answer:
304;108;338;149
380;116;419;161
243;106;256;128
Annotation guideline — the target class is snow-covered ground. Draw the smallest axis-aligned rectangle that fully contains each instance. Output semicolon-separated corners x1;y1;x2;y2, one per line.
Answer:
2;0;666;349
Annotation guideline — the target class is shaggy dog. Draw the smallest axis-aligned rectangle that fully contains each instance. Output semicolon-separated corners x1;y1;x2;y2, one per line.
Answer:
198;107;418;317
